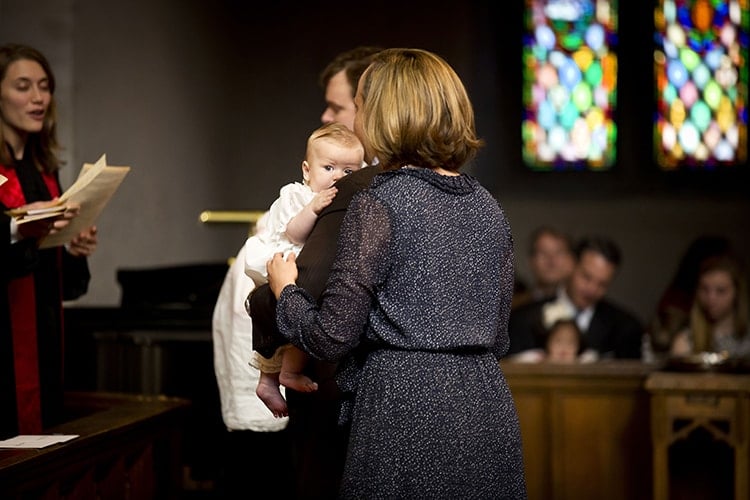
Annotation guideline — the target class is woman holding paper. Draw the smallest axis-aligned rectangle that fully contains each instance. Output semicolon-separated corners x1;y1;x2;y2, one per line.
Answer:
0;43;97;439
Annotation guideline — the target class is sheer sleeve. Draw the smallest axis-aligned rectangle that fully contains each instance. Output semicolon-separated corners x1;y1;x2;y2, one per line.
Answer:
275;191;391;361
492;204;515;359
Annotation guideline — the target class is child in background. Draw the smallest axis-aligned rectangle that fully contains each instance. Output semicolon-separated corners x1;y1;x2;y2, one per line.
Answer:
544;319;595;363
245;122;364;417
508;318;597;363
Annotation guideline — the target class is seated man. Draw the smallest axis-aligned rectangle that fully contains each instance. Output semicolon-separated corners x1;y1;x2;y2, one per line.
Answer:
512;225;575;309
507;235;644;359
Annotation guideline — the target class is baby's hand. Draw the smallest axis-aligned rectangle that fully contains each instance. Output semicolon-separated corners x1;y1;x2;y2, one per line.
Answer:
310;186;337;214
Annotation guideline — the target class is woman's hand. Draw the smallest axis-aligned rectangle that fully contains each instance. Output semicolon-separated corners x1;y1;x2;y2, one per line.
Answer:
16;200;78;240
68;225;98;257
49;202;80;233
267;252;298;299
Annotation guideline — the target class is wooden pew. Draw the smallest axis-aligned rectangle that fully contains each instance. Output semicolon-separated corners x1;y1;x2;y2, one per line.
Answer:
0;392;189;499
501;360;654;500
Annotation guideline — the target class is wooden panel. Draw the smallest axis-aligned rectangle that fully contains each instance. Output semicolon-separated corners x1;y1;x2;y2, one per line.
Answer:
502;360;654;500
512;391;551;500
553;392;650;500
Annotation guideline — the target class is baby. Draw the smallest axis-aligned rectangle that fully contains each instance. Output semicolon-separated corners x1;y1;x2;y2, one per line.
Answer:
245;122;364;417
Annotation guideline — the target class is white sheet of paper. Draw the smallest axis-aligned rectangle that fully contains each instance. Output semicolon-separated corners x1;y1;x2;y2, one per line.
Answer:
15;207;67;225
0;434;79;448
26;205;66;216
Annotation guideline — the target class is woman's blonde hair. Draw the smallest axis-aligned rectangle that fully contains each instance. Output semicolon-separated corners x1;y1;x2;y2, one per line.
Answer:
0;43;62;173
689;255;749;352
357;48;483;172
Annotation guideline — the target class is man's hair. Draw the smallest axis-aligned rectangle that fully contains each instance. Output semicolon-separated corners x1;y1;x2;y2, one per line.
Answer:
528;225;575;257
575;235;622;267
319;46;383;98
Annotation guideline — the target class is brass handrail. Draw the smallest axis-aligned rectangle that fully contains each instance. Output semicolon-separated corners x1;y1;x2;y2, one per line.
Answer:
198;210;265;224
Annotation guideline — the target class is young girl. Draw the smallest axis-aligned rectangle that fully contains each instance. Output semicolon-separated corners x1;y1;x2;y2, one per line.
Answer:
508;318;598;363
245;122;364;417
545;318;598;363
670;255;750;358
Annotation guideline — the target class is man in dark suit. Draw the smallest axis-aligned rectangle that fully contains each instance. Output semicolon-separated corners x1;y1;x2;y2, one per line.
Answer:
507;235;644;360
247;46;383;499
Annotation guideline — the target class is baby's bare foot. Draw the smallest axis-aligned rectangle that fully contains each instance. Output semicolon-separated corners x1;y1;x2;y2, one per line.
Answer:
256;377;288;418
280;371;319;393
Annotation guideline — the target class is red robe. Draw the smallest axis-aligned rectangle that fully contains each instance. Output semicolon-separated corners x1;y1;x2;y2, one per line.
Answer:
0;154;90;438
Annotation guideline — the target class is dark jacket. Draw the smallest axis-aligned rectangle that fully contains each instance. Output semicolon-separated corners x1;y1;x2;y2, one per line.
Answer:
247;165;382;499
508;295;644;359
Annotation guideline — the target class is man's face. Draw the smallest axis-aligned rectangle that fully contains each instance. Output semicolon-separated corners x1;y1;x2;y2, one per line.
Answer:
530;233;574;289
567;250;616;310
320;70;355;131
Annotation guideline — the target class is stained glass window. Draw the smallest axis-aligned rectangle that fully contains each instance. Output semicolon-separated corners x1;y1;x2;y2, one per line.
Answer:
654;0;748;170
522;0;619;171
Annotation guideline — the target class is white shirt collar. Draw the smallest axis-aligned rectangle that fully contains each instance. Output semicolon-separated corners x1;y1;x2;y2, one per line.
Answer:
556;287;595;332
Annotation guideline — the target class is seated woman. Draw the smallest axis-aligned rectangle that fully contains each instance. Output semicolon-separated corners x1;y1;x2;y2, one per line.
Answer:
648;235;732;354
670;255;750;358
508;318;598;364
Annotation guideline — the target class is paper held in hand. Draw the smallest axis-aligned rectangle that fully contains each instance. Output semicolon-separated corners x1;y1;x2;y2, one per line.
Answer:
13;204;67;224
39;154;130;249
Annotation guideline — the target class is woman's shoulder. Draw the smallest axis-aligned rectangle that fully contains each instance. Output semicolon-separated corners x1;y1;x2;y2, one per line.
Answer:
340;166;382;188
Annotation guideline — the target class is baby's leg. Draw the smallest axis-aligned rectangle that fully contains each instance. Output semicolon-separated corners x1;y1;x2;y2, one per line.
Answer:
279;346;318;392
256;370;288;418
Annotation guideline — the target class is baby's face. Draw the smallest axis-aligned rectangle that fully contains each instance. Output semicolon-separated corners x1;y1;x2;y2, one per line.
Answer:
304;139;364;192
546;325;579;363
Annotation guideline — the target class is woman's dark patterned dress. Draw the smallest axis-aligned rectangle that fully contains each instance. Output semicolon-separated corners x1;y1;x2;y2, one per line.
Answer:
277;167;527;499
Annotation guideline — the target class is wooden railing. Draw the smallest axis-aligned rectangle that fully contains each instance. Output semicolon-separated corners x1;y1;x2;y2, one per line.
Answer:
0;392;190;499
